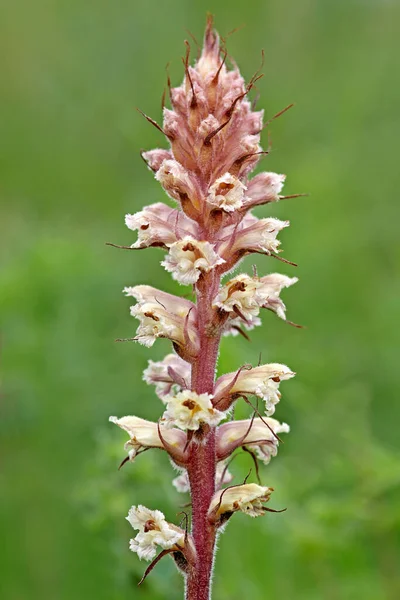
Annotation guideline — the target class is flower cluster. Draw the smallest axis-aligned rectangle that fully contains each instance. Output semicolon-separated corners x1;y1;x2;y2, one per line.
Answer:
109;17;301;596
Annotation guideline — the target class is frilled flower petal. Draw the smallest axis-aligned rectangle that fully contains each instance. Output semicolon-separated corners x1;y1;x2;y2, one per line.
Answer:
124;285;198;353
125;203;198;249
216;417;290;463
207;173;246;212
127;505;185;561
161;238;225;285
213;273;297;324
209;484;274;519
109;415;187;461
214;363;295;415
257;273;298;320
162;390;227;431
143;353;191;399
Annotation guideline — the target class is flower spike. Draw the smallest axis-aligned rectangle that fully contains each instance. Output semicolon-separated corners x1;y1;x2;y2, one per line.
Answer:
109;16;304;597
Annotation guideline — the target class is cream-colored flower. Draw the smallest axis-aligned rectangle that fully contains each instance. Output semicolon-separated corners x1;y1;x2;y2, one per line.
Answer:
219;217;289;258
143;354;191;399
109;415;186;461
162;390;226;431
207;173;246;212
127;505;185;561
209;483;273;518
213;273;298;324
213;274;264;322
125;203;198;249
155;159;199;205
216;417;290;463
124;285;198;350
214;363;295;415
161;237;224;285
172;462;233;493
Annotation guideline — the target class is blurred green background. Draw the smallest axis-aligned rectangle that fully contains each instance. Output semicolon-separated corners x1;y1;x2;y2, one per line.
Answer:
1;0;400;599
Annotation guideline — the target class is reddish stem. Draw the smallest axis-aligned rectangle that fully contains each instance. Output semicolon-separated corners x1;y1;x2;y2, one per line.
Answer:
186;272;221;600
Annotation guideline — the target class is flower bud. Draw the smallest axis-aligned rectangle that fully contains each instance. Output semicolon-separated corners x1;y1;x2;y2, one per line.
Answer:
196;17;221;80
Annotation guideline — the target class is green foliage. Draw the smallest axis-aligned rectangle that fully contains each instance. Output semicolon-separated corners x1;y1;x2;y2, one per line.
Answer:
1;1;400;598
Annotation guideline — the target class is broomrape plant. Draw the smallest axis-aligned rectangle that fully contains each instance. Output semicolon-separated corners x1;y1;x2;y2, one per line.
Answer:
109;17;303;600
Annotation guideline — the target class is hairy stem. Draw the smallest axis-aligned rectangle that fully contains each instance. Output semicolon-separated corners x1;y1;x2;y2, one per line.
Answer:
186;272;221;600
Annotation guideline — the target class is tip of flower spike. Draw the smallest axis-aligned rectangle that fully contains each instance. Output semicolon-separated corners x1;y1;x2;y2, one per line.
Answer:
204;13;218;52
197;14;220;76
